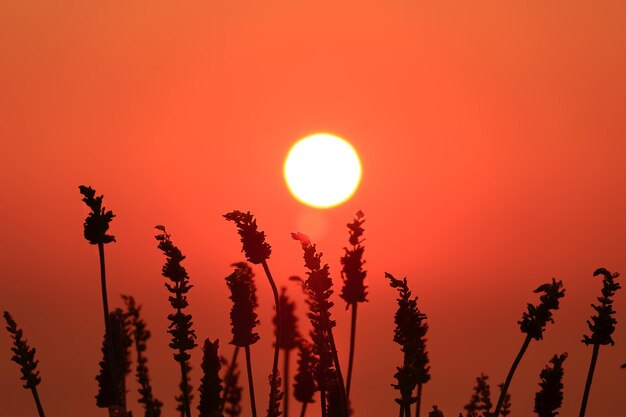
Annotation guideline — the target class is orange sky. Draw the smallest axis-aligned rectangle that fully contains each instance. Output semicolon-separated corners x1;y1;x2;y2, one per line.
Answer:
1;2;625;416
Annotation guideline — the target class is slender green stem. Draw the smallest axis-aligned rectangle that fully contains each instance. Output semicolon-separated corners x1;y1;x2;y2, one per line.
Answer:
98;242;121;407
415;383;423;417
179;359;192;417
244;345;258;417
579;343;600;417
31;386;45;417
493;334;532;417
221;346;240;412
284;349;291;417
299;401;308;417
261;260;281;414
346;303;358;399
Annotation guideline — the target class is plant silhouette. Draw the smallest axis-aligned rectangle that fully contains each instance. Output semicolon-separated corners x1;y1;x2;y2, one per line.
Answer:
534;353;567;417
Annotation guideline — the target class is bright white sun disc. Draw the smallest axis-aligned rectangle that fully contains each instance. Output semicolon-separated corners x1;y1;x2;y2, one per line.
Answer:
284;133;362;208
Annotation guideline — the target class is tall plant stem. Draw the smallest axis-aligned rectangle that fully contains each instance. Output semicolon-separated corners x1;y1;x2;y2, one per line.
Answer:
493;334;532;417
244;345;258;417
31;386;45;417
98;242;121;407
579;343;600;417
321;389;327;417
323;315;348;417
399;404;404;417
284;349;291;417
179;358;192;417
405;402;412;417
261;260;281;412
299;401;308;417
221;346;240;412
346;303;358;399
415;382;423;417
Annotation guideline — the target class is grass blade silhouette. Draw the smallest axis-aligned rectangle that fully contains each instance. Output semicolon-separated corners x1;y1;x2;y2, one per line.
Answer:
224;210;282;416
154;225;197;417
493;278;565;417
339;211;367;402
579;268;620;417
79;185;120;408
3;311;46;417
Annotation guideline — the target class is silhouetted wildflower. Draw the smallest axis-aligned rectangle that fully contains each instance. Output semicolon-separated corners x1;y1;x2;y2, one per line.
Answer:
96;309;132;410
493;278;565;417
340;211;367;403
122;295;163;417
294;339;317;406
155;225;197;417
222;356;243;417
79;185;116;245
534;353;566;417
224;211;271;264
386;272;430;417
464;374;492;417
3;311;46;417
226;263;260;347
429;406;444;417
198;338;224;417
274;287;299;417
266;372;284;417
176;363;194;417
497;384;510;417
579;268;621;417
583;268;621;346
293;232;348;417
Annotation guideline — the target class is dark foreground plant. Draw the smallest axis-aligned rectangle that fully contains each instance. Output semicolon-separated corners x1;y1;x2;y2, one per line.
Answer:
123;295;163;417
496;384;510;417
226;262;260;417
429;406;444;417
464;373;492;417
385;273;430;417
79;185;120;407
293;232;348;417
293;339;317;417
274;287;300;417
155;225;197;417
222;353;243;417
579;268;621;417
493;278;565;417
198;338;224;417
224;210;282;417
534;353;567;417
95;308;132;414
339;210;367;402
3;311;46;417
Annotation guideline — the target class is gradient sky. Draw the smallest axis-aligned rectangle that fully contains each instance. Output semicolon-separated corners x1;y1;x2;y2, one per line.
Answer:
1;1;625;416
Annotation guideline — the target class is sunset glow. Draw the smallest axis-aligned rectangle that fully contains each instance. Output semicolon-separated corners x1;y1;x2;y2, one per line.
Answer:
284;133;362;208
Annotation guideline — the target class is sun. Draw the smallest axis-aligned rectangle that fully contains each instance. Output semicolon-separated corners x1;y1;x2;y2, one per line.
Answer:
284;133;362;208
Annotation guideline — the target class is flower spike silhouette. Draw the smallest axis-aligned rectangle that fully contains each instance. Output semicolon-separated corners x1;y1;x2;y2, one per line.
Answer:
198;338;224;417
3;311;46;417
226;262;260;417
339;210;368;402
225;211;281;417
493;278;565;417
386;272;430;417
79;185;121;408
293;339;317;417
463;373;492;417
534;353;567;417
579;268;620;417
274;287;300;417
155;225;197;417
293;232;348;417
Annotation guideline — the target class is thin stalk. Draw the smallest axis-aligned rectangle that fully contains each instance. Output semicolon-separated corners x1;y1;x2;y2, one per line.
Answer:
299;401;308;417
579;343;600;417
321;389;327;417
321;310;348;417
284;349;291;417
179;358;192;417
415;383;423;417
405;402;412;417
399;404;404;417
346;303;357;399
221;346;240;412
244;345;258;417
493;334;532;417
98;242;121;407
261;260;281;414
31;386;45;417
